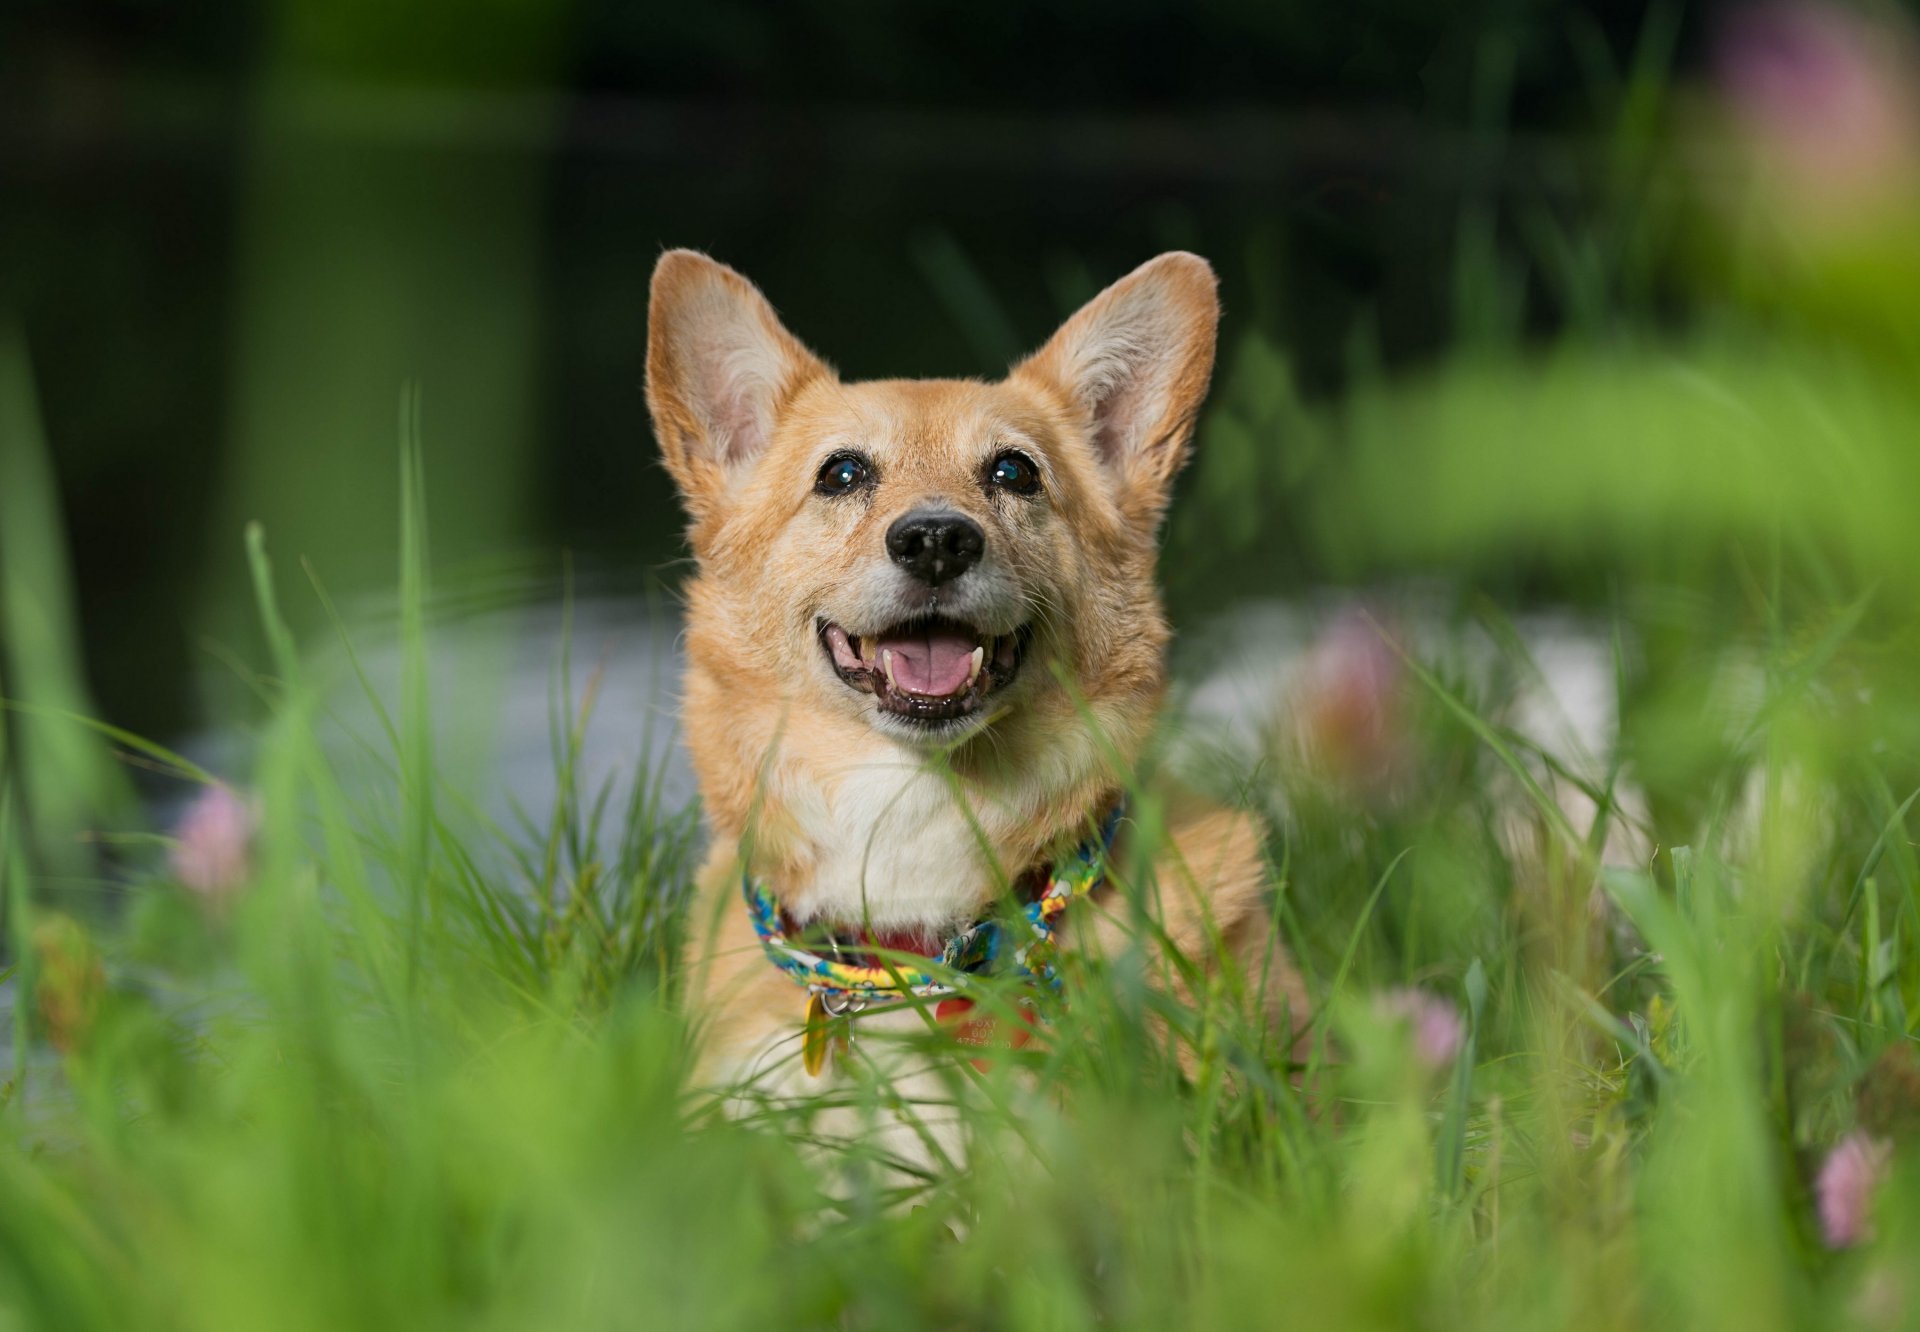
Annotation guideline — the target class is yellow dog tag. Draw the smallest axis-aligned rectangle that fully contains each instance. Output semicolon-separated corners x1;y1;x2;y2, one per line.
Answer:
803;994;840;1077
803;994;829;1076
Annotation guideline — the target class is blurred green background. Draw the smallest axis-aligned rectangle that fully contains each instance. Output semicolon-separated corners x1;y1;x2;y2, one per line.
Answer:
12;6;1920;1329
4;0;1708;743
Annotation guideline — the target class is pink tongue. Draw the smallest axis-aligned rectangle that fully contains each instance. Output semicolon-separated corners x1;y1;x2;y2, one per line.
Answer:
877;627;978;697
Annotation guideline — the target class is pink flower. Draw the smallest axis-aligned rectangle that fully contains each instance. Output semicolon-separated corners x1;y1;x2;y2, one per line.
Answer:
169;785;254;909
1817;1130;1892;1249
1293;608;1408;798
1716;3;1920;227
1376;988;1466;1071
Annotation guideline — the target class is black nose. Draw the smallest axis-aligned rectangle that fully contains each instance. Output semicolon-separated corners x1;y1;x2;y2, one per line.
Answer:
886;509;984;587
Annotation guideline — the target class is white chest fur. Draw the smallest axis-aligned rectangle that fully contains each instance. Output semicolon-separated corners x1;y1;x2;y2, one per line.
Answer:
776;747;992;933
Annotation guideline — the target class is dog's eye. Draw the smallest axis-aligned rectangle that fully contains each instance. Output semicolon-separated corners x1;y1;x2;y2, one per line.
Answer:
814;452;870;496
986;450;1042;496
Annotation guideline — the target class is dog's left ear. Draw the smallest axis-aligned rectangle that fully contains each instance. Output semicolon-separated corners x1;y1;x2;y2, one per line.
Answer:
646;249;832;520
1011;252;1219;528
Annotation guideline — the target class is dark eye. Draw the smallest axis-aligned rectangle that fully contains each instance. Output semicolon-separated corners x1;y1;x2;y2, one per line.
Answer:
814;452;870;496
986;450;1042;496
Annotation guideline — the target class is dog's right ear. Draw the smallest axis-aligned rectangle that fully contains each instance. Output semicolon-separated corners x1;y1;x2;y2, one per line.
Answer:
646;250;831;517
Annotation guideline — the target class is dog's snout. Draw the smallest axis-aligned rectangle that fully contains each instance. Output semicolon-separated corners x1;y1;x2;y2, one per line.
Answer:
886;509;984;587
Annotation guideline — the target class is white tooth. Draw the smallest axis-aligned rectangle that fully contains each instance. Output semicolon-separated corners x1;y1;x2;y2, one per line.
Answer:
882;649;898;691
967;645;984;685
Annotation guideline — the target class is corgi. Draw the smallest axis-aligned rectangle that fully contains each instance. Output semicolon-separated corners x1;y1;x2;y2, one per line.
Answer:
644;249;1307;1120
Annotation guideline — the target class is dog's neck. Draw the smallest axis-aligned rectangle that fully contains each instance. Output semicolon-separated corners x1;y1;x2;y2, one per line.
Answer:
775;748;1012;934
775;739;1120;935
688;680;1136;936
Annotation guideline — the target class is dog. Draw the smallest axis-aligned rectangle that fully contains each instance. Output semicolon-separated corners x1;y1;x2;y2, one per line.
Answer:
644;249;1307;1139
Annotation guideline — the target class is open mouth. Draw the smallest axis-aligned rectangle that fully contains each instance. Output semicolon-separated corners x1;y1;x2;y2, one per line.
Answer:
818;615;1029;725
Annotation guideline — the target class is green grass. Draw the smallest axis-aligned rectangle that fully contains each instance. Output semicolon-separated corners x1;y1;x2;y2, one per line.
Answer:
4;376;1920;1330
10;98;1920;1323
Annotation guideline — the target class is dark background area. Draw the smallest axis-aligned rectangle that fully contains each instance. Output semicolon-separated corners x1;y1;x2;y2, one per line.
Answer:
2;0;1699;741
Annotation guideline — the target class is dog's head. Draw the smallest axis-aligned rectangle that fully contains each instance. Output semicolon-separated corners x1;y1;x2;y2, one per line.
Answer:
646;250;1217;763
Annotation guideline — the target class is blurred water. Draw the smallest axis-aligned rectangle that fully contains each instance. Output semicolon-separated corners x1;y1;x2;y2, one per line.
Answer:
1179;597;1616;773
165;591;1622;863
332;594;686;836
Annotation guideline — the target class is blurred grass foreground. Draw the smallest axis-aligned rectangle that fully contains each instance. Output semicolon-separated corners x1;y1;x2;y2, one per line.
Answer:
12;3;1920;1330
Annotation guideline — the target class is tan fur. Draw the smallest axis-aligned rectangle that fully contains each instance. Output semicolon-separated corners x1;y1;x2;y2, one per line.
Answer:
644;249;1306;1090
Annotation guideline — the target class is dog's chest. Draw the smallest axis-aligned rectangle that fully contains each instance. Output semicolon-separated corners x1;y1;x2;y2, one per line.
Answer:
778;757;992;932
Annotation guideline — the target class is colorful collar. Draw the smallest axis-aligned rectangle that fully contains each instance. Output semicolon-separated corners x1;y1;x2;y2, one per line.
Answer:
741;802;1125;1006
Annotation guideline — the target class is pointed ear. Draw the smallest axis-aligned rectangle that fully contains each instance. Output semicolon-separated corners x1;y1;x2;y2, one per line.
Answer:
645;250;832;516
1011;252;1219;527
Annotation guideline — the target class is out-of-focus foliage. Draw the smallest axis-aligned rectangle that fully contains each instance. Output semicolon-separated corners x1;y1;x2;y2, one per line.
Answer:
8;1;1920;1328
1;0;1697;736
